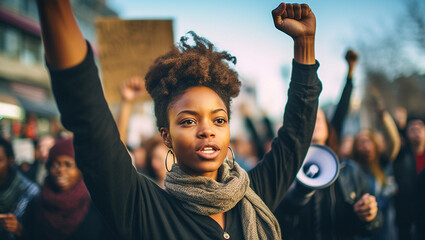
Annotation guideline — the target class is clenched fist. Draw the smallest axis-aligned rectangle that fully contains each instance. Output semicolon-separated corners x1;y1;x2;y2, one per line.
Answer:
121;76;145;102
354;193;378;222
272;3;316;40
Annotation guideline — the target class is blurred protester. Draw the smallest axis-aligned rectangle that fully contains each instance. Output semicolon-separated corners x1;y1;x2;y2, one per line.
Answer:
0;137;39;240
116;76;145;145
131;145;147;173
116;77;170;185
22;135;55;185
393;115;425;240
331;49;358;142
333;50;358;158
404;117;425;174
240;104;275;161
22;138;115;240
229;137;258;171
394;106;408;140
416;168;425;240
351;93;401;240
234;104;274;170
339;134;355;158
116;77;148;173
275;109;382;240
142;135;170;189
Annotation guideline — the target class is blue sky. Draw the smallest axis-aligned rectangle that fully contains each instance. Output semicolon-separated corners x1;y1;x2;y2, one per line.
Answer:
107;0;404;118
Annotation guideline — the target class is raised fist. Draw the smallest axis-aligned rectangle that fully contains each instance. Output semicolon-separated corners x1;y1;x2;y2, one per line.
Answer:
121;76;145;102
345;50;359;66
272;3;316;39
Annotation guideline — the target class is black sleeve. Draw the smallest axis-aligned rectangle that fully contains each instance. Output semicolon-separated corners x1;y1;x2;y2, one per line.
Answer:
47;43;156;239
416;169;425;239
248;60;322;211
330;77;353;140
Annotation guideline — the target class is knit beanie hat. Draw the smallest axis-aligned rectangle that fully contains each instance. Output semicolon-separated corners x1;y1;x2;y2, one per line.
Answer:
46;138;74;169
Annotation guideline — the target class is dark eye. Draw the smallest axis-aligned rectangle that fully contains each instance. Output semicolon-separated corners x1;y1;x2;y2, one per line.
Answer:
51;162;60;169
215;118;227;125
65;161;74;168
180;119;196;125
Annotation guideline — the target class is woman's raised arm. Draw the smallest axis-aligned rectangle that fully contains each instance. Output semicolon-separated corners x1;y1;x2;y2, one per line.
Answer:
37;0;87;69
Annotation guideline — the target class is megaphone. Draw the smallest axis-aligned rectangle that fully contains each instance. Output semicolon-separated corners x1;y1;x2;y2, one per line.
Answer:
296;144;340;189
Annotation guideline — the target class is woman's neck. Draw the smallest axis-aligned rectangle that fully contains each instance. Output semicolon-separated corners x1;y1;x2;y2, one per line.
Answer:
209;212;225;229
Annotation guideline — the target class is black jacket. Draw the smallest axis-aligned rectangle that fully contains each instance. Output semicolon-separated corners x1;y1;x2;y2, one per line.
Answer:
416;168;425;240
47;43;322;240
275;158;382;240
393;146;417;240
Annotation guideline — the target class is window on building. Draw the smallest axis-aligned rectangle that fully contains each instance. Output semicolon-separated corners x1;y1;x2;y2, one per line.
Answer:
2;27;21;59
20;35;42;65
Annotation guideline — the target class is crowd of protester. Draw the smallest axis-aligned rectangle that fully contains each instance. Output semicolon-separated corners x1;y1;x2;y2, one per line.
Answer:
1;47;424;239
0;2;424;239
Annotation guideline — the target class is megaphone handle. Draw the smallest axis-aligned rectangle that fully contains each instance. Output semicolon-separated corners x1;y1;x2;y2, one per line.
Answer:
284;181;317;206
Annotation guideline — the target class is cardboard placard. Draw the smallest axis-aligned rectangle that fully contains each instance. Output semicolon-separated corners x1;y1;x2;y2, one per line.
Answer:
95;18;174;104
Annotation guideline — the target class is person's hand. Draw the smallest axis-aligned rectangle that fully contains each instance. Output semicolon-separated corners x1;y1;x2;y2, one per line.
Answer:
272;3;316;40
354;193;378;222
0;213;22;236
345;50;359;69
121;76;145;102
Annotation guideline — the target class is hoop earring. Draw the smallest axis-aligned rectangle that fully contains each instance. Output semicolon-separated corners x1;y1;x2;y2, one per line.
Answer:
228;146;235;169
165;149;176;172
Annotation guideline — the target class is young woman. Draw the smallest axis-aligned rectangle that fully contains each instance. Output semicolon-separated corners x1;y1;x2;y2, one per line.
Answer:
21;138;114;240
36;1;321;239
351;101;400;240
352;127;400;240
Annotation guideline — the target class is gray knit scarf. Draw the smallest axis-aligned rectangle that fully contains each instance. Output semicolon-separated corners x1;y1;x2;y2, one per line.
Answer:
164;157;281;240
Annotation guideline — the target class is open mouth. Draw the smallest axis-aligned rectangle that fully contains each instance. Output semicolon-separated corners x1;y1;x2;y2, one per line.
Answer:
196;144;220;160
54;176;69;185
201;147;215;154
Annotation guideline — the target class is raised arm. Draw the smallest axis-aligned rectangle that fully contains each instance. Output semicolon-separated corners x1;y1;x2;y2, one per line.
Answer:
117;77;145;144
36;2;147;238
370;89;401;162
248;3;321;210
36;0;87;69
331;50;358;139
272;3;316;64
380;110;401;161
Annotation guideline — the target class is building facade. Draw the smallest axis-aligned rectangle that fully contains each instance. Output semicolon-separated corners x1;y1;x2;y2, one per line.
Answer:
0;0;117;140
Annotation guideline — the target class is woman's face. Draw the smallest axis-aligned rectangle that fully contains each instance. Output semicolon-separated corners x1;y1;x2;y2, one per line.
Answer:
312;109;328;145
162;86;230;180
49;155;82;191
355;131;376;162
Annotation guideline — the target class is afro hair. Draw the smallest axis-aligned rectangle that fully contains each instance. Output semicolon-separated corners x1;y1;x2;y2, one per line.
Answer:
145;31;241;130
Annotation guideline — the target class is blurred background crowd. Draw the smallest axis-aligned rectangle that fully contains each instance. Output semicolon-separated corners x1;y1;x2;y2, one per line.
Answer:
0;0;424;239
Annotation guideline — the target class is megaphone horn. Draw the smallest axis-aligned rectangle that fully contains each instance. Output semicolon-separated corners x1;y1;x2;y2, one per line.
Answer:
296;144;340;189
